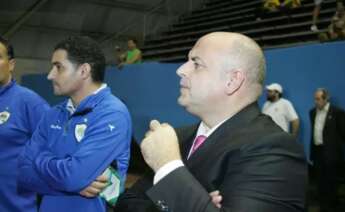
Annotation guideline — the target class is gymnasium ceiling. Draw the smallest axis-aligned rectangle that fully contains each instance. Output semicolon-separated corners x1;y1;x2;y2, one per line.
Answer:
0;0;201;61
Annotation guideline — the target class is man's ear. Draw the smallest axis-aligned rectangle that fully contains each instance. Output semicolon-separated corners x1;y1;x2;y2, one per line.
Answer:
225;70;245;95
9;59;15;73
79;63;92;80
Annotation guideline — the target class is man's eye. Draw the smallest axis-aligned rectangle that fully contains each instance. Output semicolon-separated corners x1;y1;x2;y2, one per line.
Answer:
194;63;200;69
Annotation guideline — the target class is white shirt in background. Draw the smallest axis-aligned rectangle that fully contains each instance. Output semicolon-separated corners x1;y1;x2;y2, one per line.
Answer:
262;98;298;132
313;103;330;146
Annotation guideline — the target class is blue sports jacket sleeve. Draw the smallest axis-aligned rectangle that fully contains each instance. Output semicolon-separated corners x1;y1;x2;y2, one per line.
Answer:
33;110;131;192
17;115;67;195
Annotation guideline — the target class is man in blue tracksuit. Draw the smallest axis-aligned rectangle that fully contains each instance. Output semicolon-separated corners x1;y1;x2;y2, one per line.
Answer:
0;36;50;212
17;36;132;212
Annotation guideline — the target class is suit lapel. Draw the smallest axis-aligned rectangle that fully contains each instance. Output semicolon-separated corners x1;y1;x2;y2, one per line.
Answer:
185;102;261;164
310;108;316;136
324;105;334;131
311;108;316;124
176;124;199;162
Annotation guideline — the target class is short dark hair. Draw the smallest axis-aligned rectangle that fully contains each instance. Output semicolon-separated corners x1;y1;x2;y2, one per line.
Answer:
128;38;138;45
0;36;15;59
317;88;330;100
54;36;105;82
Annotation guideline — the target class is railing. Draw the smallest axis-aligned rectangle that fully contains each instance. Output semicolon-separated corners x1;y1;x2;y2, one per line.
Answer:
99;0;206;46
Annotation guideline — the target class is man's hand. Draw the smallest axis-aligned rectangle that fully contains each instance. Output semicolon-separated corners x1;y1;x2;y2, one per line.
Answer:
79;175;108;198
140;120;181;172
209;190;222;209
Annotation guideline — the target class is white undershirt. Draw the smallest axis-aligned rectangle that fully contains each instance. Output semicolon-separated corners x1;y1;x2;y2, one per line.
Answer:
313;103;329;146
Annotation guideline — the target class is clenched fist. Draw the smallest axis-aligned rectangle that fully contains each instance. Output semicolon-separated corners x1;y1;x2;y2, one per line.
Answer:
140;120;181;172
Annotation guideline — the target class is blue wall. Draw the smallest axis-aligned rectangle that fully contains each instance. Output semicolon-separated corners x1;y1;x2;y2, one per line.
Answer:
260;41;345;158
22;41;345;159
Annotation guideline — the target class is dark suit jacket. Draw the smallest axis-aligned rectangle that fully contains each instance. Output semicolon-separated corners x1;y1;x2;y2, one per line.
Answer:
115;103;307;212
310;104;345;164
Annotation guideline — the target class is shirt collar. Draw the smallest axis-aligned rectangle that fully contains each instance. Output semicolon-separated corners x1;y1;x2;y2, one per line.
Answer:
66;83;107;115
0;78;15;96
92;83;107;94
196;118;228;138
317;102;330;113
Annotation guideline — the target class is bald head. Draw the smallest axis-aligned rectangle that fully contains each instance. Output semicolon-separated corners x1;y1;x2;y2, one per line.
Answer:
176;32;266;126
196;32;266;96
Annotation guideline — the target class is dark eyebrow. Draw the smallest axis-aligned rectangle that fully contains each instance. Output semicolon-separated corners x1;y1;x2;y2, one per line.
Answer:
191;56;200;62
191;56;203;63
191;56;206;67
52;61;62;66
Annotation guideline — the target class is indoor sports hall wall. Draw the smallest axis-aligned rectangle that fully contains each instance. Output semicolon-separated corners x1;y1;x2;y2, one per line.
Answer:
22;40;345;160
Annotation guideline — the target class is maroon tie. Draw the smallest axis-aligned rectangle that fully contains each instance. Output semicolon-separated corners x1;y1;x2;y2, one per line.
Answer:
190;135;207;155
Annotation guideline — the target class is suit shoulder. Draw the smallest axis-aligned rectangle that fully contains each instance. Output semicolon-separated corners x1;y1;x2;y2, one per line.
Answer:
240;115;304;156
331;105;345;113
175;124;198;135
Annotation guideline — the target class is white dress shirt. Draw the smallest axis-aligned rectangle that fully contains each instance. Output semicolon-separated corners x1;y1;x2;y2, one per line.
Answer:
313;103;330;146
262;98;298;132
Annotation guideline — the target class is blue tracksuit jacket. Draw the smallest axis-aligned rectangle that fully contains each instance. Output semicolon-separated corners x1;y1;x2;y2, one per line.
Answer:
17;86;132;212
0;79;49;212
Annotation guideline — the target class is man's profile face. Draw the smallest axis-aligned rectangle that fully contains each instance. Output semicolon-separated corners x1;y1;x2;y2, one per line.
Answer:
314;91;327;110
176;37;226;115
0;42;14;86
47;49;82;96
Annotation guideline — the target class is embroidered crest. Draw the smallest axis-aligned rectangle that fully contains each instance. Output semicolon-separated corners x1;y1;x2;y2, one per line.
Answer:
0;111;10;125
75;124;87;142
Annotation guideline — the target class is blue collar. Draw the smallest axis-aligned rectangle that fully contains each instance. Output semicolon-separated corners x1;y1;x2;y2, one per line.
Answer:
0;79;16;96
57;86;111;116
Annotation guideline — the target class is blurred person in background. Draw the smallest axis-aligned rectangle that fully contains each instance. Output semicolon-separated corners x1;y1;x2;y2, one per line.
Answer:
262;83;300;137
117;38;142;69
0;36;49;212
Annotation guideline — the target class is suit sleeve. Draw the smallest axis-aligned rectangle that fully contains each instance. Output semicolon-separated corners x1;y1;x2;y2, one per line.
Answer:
336;107;345;141
146;134;307;212
115;174;159;212
33;110;131;192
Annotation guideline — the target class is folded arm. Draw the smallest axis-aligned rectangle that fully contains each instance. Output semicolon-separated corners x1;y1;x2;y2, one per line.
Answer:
33;111;131;192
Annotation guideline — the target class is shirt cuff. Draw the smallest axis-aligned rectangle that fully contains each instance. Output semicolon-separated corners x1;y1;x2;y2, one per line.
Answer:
153;160;184;184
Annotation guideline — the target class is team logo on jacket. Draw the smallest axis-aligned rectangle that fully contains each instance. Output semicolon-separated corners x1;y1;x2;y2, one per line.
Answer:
0;111;10;125
75;124;87;142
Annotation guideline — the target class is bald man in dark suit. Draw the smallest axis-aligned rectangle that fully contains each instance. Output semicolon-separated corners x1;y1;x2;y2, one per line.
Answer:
115;32;307;212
